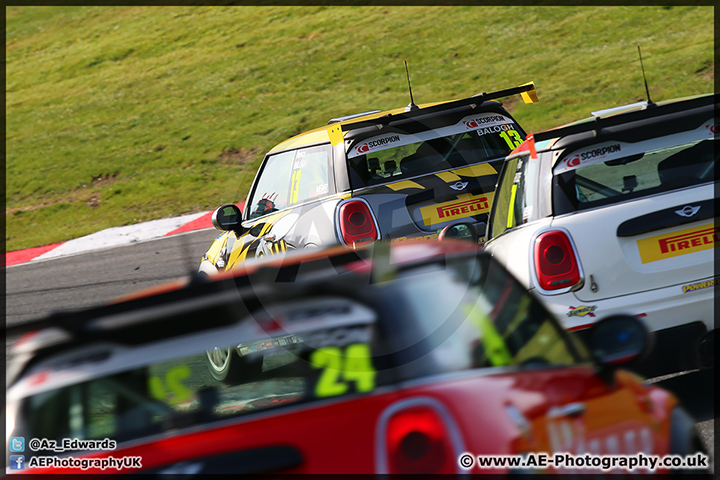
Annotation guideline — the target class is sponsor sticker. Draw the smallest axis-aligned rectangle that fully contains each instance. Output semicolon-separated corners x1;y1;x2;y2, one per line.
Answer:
567;305;597;317
705;121;716;136
393;233;439;242
637;223;716;264
556;142;623;173
461;114;509;130
682;278;716;294
419;193;494;226
477;124;515;136
351;133;404;157
347;113;516;159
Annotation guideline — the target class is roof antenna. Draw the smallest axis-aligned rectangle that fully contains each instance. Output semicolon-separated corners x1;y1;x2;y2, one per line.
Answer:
637;45;655;108
404;60;419;112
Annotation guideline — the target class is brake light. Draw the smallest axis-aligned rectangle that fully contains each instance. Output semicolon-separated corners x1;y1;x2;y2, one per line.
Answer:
337;200;379;247
384;405;456;474
533;230;582;291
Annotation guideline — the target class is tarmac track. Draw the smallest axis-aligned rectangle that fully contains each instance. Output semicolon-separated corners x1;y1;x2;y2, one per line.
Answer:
5;228;715;471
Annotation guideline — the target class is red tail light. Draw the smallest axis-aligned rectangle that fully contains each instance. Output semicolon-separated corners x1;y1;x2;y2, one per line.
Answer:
533;229;582;291
337;199;379;247
384;405;456;474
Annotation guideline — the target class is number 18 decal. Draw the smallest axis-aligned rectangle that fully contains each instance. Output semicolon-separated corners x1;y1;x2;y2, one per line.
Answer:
310;343;376;397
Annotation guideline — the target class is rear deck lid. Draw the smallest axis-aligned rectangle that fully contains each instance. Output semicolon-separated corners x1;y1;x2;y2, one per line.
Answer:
550;119;715;301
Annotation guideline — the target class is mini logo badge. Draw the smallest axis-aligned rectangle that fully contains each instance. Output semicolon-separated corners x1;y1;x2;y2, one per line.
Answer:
675;205;701;218
449;181;468;191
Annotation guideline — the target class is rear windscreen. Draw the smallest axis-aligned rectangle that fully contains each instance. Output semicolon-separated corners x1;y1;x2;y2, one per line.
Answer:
13;298;381;447
553;136;716;215
347;112;523;188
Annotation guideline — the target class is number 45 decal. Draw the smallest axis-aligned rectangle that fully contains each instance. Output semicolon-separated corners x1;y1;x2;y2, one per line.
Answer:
310;344;376;397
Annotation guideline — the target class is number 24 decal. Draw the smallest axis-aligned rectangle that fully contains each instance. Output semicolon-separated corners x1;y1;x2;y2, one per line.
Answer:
149;365;193;405
310;343;376;397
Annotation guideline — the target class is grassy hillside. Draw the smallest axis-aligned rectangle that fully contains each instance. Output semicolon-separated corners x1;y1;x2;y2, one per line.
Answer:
5;6;714;251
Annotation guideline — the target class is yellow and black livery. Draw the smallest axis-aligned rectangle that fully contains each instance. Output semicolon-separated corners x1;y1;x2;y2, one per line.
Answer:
200;83;539;273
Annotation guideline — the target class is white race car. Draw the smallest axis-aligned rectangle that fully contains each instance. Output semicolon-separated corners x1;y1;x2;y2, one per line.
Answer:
482;94;716;378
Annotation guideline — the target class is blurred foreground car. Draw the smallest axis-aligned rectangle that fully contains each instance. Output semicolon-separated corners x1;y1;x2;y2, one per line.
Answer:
199;83;539;274
6;241;706;474
483;93;717;378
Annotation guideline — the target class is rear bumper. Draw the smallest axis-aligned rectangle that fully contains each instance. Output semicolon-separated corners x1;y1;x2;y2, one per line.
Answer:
533;280;715;378
574;321;713;378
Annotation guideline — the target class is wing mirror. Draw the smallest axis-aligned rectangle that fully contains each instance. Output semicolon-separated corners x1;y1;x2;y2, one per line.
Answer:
212;204;246;234
586;314;651;381
438;222;479;243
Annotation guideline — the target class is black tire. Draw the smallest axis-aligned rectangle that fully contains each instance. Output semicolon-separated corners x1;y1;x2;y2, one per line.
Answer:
206;347;263;384
669;406;709;475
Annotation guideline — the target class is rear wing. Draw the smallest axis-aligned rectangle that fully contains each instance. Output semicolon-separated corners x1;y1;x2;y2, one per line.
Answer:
4;244;399;370
533;93;718;143
5;248;371;342
339;82;539;133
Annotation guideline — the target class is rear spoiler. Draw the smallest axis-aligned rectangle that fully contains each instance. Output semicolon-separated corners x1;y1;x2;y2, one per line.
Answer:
339;82;539;133
4;246;377;344
533;93;718;143
5;275;243;340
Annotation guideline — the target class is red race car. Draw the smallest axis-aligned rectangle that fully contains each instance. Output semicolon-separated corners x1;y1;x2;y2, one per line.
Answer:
5;240;707;474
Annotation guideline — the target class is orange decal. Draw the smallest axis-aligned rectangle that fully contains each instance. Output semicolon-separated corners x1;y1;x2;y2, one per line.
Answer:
637;223;716;264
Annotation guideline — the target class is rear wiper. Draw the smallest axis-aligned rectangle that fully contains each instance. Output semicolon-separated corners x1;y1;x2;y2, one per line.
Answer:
604;153;644;166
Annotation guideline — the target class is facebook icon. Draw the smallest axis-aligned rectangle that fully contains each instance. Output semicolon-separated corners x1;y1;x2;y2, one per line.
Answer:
9;455;25;470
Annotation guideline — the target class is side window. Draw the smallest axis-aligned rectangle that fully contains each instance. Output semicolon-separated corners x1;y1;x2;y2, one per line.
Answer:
391;257;588;374
289;146;331;204
488;153;537;240
248;150;295;219
86;381;119;438
248;145;332;220
488;156;525;239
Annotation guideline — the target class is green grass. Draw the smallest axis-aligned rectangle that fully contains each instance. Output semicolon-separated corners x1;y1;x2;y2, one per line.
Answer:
6;6;714;251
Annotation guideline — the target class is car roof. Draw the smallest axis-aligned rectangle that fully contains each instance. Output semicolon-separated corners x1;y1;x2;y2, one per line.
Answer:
535;93;717;150
506;92;717;159
6;239;482;382
267;83;538;153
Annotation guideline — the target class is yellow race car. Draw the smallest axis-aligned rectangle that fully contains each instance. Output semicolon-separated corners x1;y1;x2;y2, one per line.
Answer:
200;82;539;275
